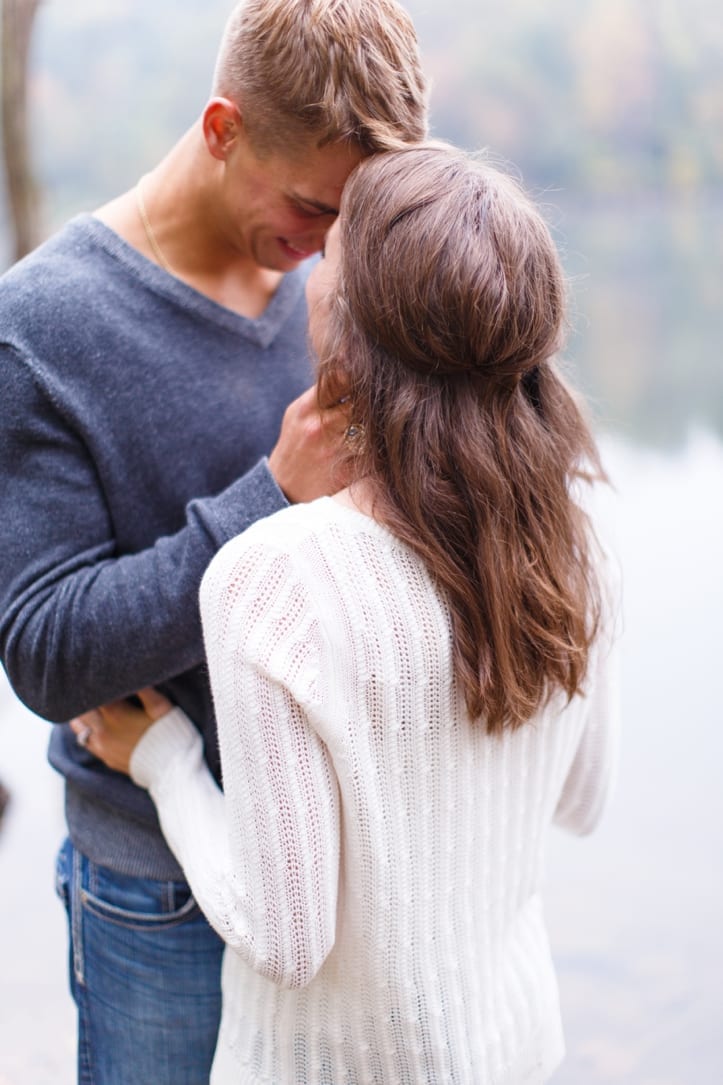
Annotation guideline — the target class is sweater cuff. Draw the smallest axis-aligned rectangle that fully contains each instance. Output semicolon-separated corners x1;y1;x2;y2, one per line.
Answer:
129;707;201;790
188;457;289;547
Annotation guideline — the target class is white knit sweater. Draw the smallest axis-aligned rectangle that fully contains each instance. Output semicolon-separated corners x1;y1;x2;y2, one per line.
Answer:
131;496;619;1085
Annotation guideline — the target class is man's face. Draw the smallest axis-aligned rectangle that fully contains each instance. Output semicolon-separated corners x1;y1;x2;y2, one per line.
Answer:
221;132;362;273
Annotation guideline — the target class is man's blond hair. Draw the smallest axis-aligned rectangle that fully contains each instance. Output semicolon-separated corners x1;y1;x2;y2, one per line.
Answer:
213;0;428;155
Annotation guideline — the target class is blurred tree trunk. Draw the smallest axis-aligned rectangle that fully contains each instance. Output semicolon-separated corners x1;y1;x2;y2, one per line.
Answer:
0;777;10;829
1;0;42;261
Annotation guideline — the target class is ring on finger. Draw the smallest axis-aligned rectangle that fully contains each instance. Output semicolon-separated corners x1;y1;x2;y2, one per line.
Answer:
76;725;93;748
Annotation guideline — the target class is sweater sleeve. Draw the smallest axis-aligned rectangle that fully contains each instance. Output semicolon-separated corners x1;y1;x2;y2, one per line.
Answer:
131;533;340;989
553;570;622;836
0;346;287;722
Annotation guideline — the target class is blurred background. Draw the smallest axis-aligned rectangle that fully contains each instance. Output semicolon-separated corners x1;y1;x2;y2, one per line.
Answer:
0;0;721;1082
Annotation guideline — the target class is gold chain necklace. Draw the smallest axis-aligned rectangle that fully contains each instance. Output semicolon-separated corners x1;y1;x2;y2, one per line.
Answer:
135;176;176;276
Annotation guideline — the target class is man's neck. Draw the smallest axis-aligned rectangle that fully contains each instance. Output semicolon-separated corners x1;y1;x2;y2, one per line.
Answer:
93;126;284;320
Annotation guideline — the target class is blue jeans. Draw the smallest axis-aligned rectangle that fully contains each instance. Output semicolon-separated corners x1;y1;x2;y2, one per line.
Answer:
55;837;224;1085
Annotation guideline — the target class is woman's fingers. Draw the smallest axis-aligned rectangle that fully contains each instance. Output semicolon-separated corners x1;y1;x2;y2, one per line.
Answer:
137;687;174;720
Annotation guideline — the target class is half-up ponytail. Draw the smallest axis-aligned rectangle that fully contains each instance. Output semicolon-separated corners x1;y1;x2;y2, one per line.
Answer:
318;146;605;731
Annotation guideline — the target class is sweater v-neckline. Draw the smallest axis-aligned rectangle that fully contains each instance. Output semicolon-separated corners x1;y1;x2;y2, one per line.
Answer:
75;213;309;348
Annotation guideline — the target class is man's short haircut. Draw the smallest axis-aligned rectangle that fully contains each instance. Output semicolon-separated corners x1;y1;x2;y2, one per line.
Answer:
213;0;428;155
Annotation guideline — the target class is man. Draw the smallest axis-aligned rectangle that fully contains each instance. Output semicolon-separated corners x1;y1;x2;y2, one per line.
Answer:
0;1;427;1080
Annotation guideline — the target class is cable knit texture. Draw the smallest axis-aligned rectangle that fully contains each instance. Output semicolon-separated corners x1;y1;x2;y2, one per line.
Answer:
131;496;619;1085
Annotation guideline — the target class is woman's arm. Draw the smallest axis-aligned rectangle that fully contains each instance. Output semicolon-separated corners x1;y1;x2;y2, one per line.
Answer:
554;572;622;836
79;534;341;989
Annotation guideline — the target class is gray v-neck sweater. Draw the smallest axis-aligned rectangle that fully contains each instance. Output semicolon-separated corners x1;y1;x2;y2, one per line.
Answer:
0;215;313;877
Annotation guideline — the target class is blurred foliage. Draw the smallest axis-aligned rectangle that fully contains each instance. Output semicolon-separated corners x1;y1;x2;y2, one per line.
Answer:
420;0;723;197
1;0;721;446
23;0;723;211
559;197;723;445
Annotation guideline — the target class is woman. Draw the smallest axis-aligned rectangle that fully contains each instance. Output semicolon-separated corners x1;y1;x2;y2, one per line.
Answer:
76;145;619;1084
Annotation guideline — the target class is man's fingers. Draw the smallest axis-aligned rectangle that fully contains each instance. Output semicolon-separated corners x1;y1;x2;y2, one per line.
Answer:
318;391;351;412
269;384;354;503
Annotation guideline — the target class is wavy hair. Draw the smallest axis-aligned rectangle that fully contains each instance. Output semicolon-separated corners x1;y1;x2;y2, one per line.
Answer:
317;146;606;732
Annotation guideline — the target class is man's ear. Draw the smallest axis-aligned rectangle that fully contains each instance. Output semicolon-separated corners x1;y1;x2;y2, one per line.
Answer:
202;97;244;161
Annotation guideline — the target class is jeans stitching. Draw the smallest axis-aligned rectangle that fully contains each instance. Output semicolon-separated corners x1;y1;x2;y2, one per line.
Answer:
79;886;200;929
69;844;96;1083
77;852;199;928
71;842;85;986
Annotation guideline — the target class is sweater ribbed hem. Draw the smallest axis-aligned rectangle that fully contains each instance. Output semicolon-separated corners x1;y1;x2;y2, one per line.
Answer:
209;1016;566;1085
65;782;185;881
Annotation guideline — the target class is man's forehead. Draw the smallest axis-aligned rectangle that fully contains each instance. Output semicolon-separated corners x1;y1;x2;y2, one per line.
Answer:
287;140;363;205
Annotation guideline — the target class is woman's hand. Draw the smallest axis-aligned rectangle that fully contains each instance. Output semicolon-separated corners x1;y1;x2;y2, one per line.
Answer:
69;687;174;776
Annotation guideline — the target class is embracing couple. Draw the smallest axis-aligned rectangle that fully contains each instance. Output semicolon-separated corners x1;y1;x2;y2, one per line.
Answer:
0;2;618;1083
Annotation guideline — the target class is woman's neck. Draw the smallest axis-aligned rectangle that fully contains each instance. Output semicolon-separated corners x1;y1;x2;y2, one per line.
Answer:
331;479;377;519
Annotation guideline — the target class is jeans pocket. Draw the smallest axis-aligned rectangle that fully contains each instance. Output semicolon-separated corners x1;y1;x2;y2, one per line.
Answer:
65;846;224;1080
80;860;201;932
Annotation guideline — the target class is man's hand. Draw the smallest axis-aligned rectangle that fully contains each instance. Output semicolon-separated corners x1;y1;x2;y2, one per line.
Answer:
69;687;173;776
268;385;350;504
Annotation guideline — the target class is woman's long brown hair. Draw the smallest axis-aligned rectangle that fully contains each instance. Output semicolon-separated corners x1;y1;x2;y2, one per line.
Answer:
317;146;605;732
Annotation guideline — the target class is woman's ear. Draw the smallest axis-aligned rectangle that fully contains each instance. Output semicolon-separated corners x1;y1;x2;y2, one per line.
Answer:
202;97;244;161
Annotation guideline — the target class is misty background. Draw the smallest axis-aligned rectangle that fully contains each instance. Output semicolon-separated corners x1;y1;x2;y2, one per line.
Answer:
0;1;721;1082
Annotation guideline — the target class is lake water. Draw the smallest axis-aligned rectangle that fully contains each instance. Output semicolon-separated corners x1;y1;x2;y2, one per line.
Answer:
546;431;723;1083
0;432;721;1084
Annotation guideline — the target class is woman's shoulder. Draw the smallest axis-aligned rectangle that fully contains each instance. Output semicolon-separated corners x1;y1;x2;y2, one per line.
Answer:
222;496;397;561
201;495;405;617
200;498;342;604
220;497;341;559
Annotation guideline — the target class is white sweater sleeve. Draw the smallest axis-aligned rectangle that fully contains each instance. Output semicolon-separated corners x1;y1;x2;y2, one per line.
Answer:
130;534;340;990
553;572;622;836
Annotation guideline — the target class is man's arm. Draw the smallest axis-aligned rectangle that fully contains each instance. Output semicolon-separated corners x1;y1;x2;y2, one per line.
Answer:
0;354;343;722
